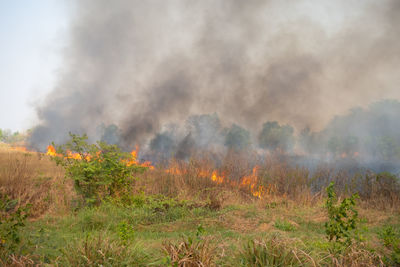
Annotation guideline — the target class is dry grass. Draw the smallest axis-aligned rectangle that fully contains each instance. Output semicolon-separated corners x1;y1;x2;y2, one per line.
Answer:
324;243;385;267
163;236;217;267
0;254;36;267
0;146;73;217
136;152;400;213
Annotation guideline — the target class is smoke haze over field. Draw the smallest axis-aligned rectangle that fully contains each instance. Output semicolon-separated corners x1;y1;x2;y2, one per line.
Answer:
30;0;400;152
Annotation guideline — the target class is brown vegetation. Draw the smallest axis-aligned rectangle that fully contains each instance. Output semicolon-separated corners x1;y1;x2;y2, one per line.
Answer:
0;145;73;217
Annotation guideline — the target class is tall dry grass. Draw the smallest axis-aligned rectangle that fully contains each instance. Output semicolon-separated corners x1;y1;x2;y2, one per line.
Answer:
136;152;400;211
0;149;74;217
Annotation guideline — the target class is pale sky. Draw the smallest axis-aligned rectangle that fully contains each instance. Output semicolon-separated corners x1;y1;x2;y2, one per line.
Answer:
0;0;68;132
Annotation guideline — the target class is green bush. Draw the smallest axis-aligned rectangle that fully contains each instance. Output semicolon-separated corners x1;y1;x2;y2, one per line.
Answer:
52;133;148;206
325;182;359;246
379;226;400;265
0;194;30;258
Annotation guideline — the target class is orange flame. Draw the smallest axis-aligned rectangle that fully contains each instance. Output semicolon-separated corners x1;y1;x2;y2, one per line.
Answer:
123;146;154;169
46;144;153;169
240;166;265;199
46;145;59;157
164;164;267;199
66;150;82;160
211;170;224;184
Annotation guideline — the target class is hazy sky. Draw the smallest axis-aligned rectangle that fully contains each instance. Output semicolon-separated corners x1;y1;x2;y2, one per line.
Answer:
0;0;68;131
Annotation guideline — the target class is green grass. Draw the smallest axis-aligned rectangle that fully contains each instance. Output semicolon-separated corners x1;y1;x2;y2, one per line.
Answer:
3;196;399;266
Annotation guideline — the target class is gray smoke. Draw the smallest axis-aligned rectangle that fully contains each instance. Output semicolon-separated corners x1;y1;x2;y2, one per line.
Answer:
30;0;400;151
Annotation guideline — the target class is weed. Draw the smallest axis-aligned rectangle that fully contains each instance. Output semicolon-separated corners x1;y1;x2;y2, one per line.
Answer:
379;226;400;265
118;221;135;244
233;234;315;267
274;219;296;232
162;236;216;267
59;232;149;266
0;194;30;257
325;182;359;246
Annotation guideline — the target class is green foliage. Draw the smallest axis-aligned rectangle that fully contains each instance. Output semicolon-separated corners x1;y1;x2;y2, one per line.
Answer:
274;219;296;232
118;221;135;244
52;133;148;206
258;121;295;152
325;182;359;245
379;226;400;265
0;194;30;255
224;124;251;150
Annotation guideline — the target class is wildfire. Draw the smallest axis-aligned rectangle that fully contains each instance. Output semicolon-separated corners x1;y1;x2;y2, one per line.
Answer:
46;145;59;156
211;170;224;184
123;146;154;169
165;164;268;199
46;145;154;169
240;166;265;199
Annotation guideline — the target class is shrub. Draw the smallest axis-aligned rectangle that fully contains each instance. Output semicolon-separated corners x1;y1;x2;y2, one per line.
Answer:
325;182;359;246
0;194;30;258
52;133;148;206
379;226;400;265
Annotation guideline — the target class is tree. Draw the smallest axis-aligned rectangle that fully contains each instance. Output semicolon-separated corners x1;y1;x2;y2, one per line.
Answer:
98;124;121;145
258;121;294;152
186;113;222;147
224;124;251;151
150;132;175;156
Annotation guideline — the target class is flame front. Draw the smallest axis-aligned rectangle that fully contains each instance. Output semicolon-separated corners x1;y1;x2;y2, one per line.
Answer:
46;144;154;169
165;164;267;199
46;145;58;156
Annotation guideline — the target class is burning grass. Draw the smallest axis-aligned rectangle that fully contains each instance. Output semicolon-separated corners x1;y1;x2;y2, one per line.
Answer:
0;145;399;265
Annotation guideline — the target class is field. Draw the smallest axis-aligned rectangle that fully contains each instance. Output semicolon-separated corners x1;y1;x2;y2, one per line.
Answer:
0;143;399;266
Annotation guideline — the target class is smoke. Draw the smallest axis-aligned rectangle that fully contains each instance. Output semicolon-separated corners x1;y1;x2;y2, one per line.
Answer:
30;0;400;151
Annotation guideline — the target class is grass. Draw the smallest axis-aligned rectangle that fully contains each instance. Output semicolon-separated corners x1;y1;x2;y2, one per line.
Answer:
0;145;399;266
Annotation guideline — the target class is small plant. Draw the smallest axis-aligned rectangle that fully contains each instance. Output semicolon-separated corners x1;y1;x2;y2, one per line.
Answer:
117;221;135;244
274;219;296;232
196;224;205;238
379;226;400;265
0;194;30;257
325;182;359;246
51;133;148;206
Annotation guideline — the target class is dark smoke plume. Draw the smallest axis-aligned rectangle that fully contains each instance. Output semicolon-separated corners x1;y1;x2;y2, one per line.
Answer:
30;0;400;151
